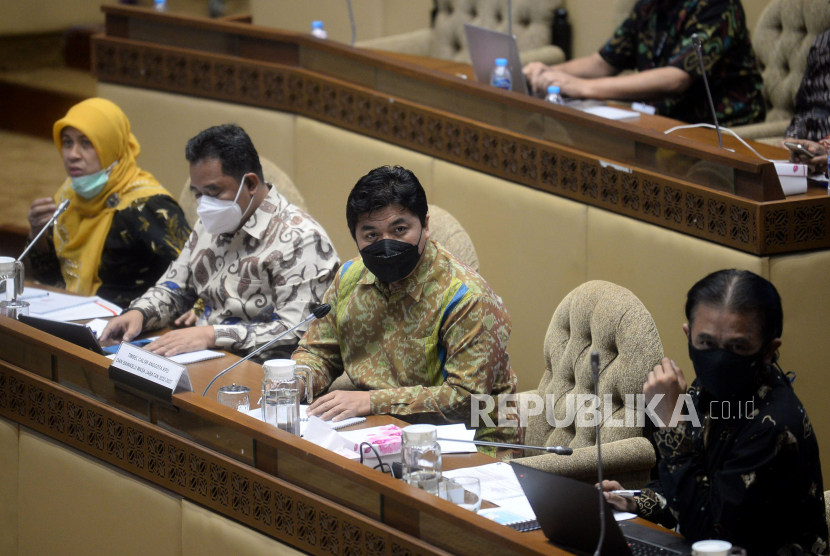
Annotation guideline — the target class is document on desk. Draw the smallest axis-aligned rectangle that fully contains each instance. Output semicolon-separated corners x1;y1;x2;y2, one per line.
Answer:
443;462;525;503
23;288;122;321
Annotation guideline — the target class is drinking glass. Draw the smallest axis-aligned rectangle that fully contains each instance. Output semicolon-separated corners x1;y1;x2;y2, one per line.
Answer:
401;425;442;495
217;384;250;413
441;477;481;512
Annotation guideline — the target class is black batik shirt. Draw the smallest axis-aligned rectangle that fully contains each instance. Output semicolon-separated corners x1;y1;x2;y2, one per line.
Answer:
27;195;191;308
635;367;829;555
599;0;766;127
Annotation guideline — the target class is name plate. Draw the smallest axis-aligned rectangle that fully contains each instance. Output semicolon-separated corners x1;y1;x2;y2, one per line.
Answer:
108;342;193;402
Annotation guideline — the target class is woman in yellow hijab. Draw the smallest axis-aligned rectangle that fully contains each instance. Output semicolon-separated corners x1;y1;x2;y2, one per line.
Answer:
25;98;191;307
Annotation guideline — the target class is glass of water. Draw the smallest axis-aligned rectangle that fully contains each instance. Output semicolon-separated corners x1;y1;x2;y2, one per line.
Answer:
217;384;250;413
441;477;481;512
401;425;443;495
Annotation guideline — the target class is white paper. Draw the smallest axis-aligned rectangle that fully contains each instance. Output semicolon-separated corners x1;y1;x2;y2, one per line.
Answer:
436;423;477;453
25;290;96;314
86;318;110;338
39;298;122;321
168;350;225;365
443;462;524;503
582;105;641;121
614;511;637;521
19;287;50;301
303;416;346;450
495;494;536;519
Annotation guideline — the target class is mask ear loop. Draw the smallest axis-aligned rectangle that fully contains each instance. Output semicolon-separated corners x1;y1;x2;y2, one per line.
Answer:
236;174;256;220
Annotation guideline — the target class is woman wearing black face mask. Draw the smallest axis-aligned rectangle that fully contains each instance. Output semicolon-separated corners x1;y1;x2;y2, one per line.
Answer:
600;270;828;554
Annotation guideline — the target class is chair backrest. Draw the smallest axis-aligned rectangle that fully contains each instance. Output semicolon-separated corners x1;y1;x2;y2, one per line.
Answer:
753;0;830;122
525;281;664;450
429;0;562;62
427;204;480;272
178;155;307;228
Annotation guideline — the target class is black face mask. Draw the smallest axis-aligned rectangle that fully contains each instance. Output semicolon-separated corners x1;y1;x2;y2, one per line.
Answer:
359;230;424;284
688;342;766;401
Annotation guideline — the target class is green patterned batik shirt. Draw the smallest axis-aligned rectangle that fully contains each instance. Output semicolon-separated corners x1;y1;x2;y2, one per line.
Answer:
293;239;522;455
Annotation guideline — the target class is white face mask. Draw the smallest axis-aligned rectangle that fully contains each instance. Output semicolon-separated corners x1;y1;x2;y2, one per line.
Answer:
196;175;255;235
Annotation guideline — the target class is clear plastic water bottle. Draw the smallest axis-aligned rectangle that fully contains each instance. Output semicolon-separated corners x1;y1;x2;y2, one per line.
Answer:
154;0;166;12
546;85;564;105
490;58;512;91
261;359;312;436
311;21;328;40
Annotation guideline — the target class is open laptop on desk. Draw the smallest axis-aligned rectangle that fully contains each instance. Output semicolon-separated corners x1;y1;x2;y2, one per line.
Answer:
464;24;530;95
17;314;150;356
510;462;692;556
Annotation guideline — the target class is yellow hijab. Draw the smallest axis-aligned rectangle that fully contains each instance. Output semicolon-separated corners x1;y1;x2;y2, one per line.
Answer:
51;98;170;296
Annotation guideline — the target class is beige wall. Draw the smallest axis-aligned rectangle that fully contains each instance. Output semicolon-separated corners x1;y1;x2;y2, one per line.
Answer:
250;0;433;44
568;0;774;59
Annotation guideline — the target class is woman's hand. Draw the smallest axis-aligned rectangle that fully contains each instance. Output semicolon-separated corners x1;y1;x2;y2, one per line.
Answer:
27;197;58;249
782;139;828;172
598;480;638;513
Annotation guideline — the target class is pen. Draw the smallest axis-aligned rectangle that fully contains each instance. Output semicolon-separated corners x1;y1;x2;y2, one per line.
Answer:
610;490;641;498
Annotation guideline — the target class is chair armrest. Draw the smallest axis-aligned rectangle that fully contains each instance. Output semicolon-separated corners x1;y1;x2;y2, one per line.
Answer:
520;45;566;66
355;29;434;57
730;119;791;142
514;436;656;481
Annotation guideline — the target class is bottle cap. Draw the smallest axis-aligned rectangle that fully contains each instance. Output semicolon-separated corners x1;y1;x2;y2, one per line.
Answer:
311;20;324;29
495;58;508;67
263;359;296;380
547;86;561;94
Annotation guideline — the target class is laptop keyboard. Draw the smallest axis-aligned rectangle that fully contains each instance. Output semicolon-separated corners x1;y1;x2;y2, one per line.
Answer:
627;538;680;556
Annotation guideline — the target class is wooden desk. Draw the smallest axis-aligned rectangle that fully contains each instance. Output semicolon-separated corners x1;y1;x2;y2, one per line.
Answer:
0;314;678;555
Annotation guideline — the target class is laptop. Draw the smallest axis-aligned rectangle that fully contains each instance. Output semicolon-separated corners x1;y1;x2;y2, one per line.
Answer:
464;23;530;95
510;462;692;556
17;314;151;355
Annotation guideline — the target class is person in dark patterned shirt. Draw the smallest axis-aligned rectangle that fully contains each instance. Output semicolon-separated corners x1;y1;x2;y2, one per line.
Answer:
26;98;190;307
523;0;765;127
783;30;830;174
601;270;828;554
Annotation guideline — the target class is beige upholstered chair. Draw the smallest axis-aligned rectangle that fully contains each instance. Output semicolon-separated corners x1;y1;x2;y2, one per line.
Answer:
732;0;830;142
326;203;479;392
427;204;480;273
178;155;307;228
356;0;566;66
515;281;663;487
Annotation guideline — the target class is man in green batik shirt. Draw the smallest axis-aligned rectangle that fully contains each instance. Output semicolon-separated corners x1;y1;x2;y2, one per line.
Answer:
292;165;522;455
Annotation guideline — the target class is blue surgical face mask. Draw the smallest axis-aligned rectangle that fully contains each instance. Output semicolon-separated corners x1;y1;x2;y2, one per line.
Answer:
70;161;117;199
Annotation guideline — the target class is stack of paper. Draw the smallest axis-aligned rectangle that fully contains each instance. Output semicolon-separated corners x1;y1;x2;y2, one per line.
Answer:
22;287;122;321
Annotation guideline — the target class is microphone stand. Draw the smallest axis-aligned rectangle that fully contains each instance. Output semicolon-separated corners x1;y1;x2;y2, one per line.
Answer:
591;350;605;556
436;438;573;455
691;33;723;149
1;199;70;318
201;303;331;396
346;0;356;46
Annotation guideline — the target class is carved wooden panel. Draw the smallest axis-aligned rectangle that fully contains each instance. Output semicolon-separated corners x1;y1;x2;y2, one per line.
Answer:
91;36;830;256
0;364;450;556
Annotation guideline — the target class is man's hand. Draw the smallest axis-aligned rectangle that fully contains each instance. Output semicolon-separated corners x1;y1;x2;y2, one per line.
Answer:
782;139;828;172
100;310;145;346
173;310;198;328
643;357;687;429
598;480;638;513
27;197;58;249
144;326;215;357
307;391;371;422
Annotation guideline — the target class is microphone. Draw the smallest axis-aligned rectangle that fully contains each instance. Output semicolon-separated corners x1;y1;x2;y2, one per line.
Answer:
18;199;70;262
201;303;331;396
691;33;723;149
591;350;605;556
507;0;513;38
435;437;573;455
346;0;356;46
